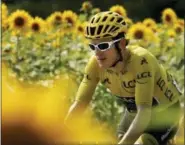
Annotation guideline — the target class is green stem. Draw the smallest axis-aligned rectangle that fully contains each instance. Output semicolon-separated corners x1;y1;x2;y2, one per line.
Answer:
16;34;20;61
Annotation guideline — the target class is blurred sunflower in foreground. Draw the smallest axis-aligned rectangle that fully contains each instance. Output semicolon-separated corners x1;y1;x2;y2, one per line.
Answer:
109;5;127;18
175;117;184;145
46;11;63;30
62;10;78;31
2;63;116;145
8;9;32;35
162;8;177;26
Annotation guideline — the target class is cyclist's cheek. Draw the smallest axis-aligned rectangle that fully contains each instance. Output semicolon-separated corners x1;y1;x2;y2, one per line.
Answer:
96;48;117;68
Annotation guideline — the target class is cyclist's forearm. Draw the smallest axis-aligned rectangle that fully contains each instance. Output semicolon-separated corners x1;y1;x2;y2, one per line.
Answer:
118;105;151;144
64;100;89;124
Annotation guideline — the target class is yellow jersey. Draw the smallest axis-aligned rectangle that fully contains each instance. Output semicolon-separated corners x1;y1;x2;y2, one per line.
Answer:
75;46;181;110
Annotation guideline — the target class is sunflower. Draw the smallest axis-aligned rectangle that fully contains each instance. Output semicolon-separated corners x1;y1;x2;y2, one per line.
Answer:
145;27;159;42
125;18;133;28
174;23;183;34
1;3;8;17
162;8;177;26
128;22;157;44
1;3;9;30
80;1;93;12
109;5;127;17
167;29;176;38
8;10;32;33
46;11;63;29
30;17;46;34
75;21;86;36
128;23;147;40
62;10;77;30
51;37;61;48
91;8;101;15
2;15;9;30
177;19;184;27
143;18;157;28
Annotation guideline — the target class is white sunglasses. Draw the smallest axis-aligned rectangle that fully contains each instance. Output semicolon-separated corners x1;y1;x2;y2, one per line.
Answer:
88;38;122;52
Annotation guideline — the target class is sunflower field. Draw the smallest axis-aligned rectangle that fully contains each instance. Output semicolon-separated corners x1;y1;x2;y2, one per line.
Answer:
2;1;184;145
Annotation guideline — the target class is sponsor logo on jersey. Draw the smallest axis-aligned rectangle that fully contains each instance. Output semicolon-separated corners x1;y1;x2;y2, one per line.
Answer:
107;69;114;74
122;80;135;94
85;74;91;80
156;77;174;102
137;71;152;80
122;80;136;88
136;71;152;84
102;78;111;84
82;73;91;83
106;69;119;76
166;70;172;82
141;57;148;65
166;70;182;95
121;70;128;75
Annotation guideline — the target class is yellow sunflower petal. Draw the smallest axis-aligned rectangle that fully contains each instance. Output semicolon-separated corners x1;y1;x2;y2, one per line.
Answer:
2;15;9;30
143;18;157;28
162;8;177;26
167;29;176;38
30;16;46;34
80;1;93;12
75;21;86;36
109;5;127;17
125;17;133;28
62;10;78;31
128;22;158;47
174;23;184;34
1;3;8;17
128;22;147;40
177;19;184;28
8;9;32;34
46;11;63;30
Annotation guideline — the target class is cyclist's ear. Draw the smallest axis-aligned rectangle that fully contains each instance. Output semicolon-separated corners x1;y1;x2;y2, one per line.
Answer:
119;39;126;49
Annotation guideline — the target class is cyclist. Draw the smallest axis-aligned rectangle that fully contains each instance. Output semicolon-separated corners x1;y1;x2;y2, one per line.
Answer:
65;11;182;145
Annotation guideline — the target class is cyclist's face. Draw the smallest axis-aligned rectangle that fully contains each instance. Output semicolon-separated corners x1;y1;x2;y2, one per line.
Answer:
90;38;120;69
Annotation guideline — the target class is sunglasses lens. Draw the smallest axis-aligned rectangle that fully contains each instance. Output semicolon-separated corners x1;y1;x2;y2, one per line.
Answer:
89;44;95;50
98;43;109;50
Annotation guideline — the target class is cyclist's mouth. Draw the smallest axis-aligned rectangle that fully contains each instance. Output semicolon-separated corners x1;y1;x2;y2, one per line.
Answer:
97;57;106;61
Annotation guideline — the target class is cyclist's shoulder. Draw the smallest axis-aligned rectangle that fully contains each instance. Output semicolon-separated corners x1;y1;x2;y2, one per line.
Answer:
87;55;99;66
128;45;157;64
85;55;100;73
128;45;151;57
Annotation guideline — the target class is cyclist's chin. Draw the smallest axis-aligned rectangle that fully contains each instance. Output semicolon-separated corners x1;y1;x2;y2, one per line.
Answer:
97;59;111;69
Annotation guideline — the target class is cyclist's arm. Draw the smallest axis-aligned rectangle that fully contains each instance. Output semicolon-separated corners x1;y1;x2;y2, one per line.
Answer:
119;55;155;144
118;105;152;144
65;56;99;123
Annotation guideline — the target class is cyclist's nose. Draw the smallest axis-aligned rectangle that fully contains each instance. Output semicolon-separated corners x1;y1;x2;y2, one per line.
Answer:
95;47;101;54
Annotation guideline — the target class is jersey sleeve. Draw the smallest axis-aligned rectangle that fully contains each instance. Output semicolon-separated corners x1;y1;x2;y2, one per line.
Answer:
75;56;100;102
134;53;156;107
